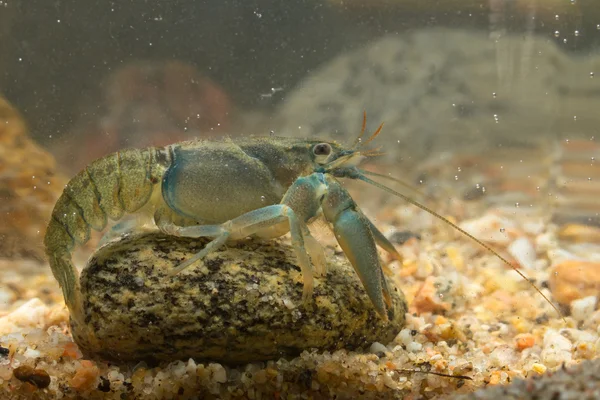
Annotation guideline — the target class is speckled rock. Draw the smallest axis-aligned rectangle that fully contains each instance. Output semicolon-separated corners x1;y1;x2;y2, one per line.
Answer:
72;232;407;365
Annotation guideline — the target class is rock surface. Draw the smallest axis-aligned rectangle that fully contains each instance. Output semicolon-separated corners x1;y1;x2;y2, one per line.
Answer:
72;232;407;364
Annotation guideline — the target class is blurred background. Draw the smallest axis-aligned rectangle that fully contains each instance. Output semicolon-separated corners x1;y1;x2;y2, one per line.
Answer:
1;0;599;254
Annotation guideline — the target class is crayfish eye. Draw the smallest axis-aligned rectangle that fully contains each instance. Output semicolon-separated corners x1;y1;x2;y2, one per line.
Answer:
313;143;332;156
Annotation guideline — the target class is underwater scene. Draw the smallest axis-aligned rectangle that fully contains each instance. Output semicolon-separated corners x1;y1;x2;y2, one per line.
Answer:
1;0;600;399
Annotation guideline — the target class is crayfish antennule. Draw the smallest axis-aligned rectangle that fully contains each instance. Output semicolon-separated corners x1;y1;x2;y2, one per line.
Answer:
352;110;369;149
363;122;384;146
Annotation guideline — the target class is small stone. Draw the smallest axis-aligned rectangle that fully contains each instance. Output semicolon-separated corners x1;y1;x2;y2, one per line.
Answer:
558;224;600;243
541;329;573;368
23;348;41;359
571;296;598;323
514;333;536;351
72;233;407;364
12;365;51;389
70;360;99;392
412;276;451;314
0;298;51;336
209;364;227;384
369;342;388;354
507;237;536;270
531;363;547;374
549;260;600;305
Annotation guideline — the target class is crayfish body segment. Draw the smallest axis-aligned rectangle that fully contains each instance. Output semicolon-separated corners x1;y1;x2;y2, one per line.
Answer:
45;135;400;323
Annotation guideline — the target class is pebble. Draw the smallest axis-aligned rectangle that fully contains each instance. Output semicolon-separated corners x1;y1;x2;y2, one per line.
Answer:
0;298;51;336
558;224;600;243
0;286;16;308
571;296;598;323
507;237;537;270
549;260;600;304
541;329;573;368
412;276;451;314
369;342;388;354
12;365;51;389
514;333;536;351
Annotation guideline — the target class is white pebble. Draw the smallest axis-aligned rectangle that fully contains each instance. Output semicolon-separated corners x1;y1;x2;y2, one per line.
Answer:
541;329;573;367
0;298;50;335
0;286;16;305
186;358;197;374
395;328;412;345
23;348;41;359
209;363;227;383
571;296;597;323
507;237;537;270
489;345;518;367
406;342;423;352
369;341;388;354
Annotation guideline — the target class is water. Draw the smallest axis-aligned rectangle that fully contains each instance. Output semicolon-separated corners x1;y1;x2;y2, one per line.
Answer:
1;2;600;398
0;1;597;154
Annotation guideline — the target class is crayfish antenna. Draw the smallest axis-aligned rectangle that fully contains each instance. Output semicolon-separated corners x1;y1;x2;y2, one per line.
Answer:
359;168;427;200
355;173;566;323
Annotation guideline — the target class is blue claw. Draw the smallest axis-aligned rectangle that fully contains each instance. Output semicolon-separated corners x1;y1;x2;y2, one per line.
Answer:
321;176;394;320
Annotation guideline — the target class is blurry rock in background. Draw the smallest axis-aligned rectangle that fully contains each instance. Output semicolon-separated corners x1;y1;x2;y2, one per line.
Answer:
0;97;66;261
273;28;594;160
52;61;232;172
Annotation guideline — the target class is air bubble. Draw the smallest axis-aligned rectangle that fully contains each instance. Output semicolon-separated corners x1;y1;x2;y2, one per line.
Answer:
492;92;497;98
554;30;560;38
260;195;266;202
591;72;595;78
575;30;580;37
515;202;520;208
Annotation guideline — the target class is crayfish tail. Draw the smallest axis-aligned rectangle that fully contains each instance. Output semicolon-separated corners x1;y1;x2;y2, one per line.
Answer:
44;217;83;318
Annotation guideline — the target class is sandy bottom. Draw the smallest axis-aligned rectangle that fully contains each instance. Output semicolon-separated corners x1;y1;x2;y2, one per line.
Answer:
1;191;599;399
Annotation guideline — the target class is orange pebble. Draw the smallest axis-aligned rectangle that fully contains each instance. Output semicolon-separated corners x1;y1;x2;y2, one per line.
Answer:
62;342;82;359
514;333;536;351
70;361;99;392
